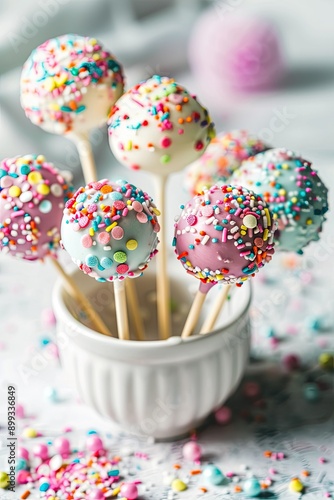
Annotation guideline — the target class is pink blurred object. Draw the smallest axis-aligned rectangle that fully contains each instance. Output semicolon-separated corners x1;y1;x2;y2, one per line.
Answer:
16;403;25;419
188;9;284;94
214;405;232;425
182;441;202;461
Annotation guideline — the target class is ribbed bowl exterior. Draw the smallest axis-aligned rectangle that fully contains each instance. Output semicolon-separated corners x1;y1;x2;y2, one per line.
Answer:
54;275;251;440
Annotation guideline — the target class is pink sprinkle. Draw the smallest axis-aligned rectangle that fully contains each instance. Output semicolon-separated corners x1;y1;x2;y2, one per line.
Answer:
225;471;235;478
319;457;327;464
78;216;89;228
97;232;110;245
111;226;124;240
160;137;172;148
222;228;227;243
132;201;143;213
186;214;197;226
136;212;148;223
81;234;93;248
202;206;214;217
116;264;129;274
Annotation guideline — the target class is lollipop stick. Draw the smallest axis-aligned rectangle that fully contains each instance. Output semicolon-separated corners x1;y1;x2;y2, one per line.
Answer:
113;280;130;340
70;132;98;184
181;289;207;339
199;285;231;335
72;133;143;338
51;258;112;337
153;175;171;340
126;280;145;341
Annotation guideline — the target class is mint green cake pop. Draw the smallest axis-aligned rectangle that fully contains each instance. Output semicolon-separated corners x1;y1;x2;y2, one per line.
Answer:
231;148;328;253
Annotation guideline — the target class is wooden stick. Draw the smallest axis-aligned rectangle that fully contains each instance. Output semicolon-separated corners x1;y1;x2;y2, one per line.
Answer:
126;280;145;341
199;285;231;335
153;175;171;340
113;279;130;340
69;132;98;185
51;258;112;337
181;289;207;338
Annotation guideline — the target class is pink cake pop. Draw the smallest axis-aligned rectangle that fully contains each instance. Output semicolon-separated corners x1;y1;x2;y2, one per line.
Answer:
188;10;284;96
173;185;277;337
0;155;72;260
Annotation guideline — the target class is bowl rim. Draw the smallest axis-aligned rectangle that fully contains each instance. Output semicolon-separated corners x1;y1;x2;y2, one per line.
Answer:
52;271;252;350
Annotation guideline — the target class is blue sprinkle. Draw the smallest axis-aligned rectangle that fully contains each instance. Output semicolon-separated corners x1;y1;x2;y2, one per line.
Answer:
101;257;113;269
109;192;123;201
86;255;99;267
214;225;223;231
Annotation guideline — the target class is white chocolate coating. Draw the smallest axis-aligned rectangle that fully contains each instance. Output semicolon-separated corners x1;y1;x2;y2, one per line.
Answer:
21;34;124;136
108;75;215;176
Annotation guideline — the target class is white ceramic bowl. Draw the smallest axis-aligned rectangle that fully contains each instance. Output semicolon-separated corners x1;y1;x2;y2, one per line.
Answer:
53;269;251;440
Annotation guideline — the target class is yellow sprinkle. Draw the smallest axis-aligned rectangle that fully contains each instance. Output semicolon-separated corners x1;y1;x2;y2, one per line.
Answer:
93;54;100;61
37;184;50;195
49;103;60;111
240;231;247;236
22;428;37;438
241;225;247;230
282;163;290;170
152;207;161;216
291;197;298;204
9;186;21;198
289;478;304;493
273;213;278;220
89;38;97;45
54;74;67;87
44;77;56;92
126;239;138;251
263;228;269;241
124;140;132;151
264;208;271;227
278;188;286;196
171;479;187;492
106;222;117;232
36;155;45;163
216;274;223;281
306;218;313;225
28;172;42;184
111;487;121;496
89;228;95;236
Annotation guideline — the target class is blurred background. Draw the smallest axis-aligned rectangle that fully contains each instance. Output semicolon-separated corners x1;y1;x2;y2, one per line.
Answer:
1;0;334;189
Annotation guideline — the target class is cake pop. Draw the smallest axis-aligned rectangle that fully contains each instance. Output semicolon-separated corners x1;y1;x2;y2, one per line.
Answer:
0;154;111;336
108;75;215;175
173;185;276;337
184;130;269;197
108;75;215;339
230;148;329;253
188;9;284;96
21;34;125;182
61;179;160;339
0;155;72;260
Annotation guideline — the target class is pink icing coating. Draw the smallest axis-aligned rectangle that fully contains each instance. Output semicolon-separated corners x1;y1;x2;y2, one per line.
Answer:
173;185;277;289
0;155;73;261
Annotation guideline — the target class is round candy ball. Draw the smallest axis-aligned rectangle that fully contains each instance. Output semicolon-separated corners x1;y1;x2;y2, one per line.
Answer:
33;443;49;461
243;477;262;497
173;185;276;288
0;155;73;260
182;441;202;461
21;34;124;136
89;489;105;500
189;10;284;93
231;148;329;253
86;435;104;452
62;179;160;282
53;437;71;456
17;447;29;461
108;75;215;176
0;472;9;489
184;130;269;197
120;483;138;499
202;464;225;485
215;406;232;425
